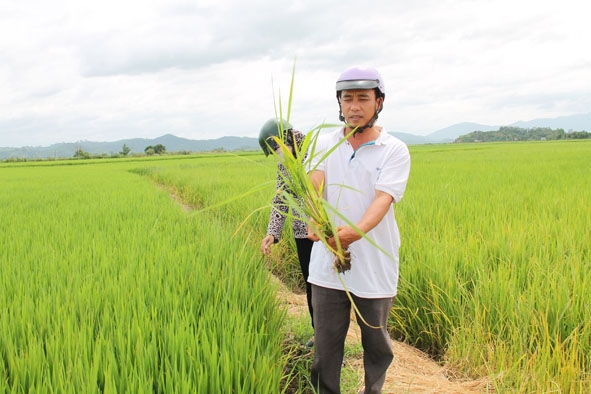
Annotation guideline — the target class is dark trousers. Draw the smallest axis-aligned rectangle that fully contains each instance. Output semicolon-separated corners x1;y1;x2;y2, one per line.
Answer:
311;285;394;394
295;237;314;328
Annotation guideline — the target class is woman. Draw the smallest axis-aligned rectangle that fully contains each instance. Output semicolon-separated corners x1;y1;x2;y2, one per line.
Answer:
259;118;314;346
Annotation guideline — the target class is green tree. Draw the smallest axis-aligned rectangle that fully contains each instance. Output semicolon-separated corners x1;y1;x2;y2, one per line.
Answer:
144;144;166;155
73;148;90;159
120;144;131;156
153;144;166;154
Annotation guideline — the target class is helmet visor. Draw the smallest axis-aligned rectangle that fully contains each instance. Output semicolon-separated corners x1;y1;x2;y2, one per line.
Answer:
336;79;380;92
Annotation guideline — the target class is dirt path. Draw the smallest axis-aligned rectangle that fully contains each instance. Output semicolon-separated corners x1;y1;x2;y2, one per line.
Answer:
164;188;489;391
275;276;491;394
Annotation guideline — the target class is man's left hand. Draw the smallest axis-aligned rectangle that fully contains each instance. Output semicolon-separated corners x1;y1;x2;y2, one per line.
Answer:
327;226;360;250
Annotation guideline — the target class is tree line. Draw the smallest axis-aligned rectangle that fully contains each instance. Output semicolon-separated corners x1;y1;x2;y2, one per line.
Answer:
454;127;590;143
72;144;168;159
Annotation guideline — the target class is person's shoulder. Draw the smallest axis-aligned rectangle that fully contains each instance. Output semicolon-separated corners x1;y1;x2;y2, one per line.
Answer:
377;130;410;158
292;129;305;144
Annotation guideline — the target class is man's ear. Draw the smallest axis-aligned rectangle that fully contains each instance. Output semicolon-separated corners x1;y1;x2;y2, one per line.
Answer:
376;97;384;111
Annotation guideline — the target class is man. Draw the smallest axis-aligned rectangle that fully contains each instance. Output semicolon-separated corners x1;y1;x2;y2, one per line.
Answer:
307;66;411;394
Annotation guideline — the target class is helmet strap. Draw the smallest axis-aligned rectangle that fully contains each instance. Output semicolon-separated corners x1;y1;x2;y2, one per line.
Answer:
351;111;379;135
339;102;383;135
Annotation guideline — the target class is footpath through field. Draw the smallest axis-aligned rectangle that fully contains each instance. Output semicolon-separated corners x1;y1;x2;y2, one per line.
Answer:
275;276;491;394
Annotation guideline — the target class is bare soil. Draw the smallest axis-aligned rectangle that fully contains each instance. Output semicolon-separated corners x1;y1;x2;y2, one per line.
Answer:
275;276;492;394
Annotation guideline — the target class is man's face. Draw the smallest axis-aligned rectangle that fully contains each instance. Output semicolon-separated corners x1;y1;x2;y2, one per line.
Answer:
340;89;383;128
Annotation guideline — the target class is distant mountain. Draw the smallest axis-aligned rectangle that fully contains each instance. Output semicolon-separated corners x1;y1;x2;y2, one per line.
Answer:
425;122;499;142
2;113;589;160
425;113;591;143
509;112;591;131
389;132;432;145
0;134;261;160
125;134;259;153
388;123;500;144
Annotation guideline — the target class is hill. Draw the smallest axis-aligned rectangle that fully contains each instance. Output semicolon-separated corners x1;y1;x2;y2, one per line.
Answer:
509;112;591;131
418;113;590;143
425;122;499;142
455;126;590;143
0;134;260;160
2;113;589;160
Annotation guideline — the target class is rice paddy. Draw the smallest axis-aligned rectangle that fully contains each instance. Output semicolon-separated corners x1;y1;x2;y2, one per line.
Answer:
1;139;589;392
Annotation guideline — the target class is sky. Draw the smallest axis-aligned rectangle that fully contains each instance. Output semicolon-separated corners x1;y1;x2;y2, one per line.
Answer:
1;0;589;148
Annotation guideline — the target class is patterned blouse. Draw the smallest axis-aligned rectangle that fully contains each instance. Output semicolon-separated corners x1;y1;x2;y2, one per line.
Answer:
266;130;309;241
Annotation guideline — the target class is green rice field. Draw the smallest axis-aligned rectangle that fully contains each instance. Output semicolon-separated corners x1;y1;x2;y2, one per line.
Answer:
1;140;590;393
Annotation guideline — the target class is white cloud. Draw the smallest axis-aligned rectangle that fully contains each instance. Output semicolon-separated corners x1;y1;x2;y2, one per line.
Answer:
0;0;589;146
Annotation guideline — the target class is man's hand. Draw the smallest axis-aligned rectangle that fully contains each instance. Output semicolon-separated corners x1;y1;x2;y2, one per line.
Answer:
327;226;360;250
261;235;275;255
307;221;321;242
308;224;360;250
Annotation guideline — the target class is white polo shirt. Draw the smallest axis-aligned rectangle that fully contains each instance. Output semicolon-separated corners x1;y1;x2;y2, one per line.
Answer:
308;127;411;298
